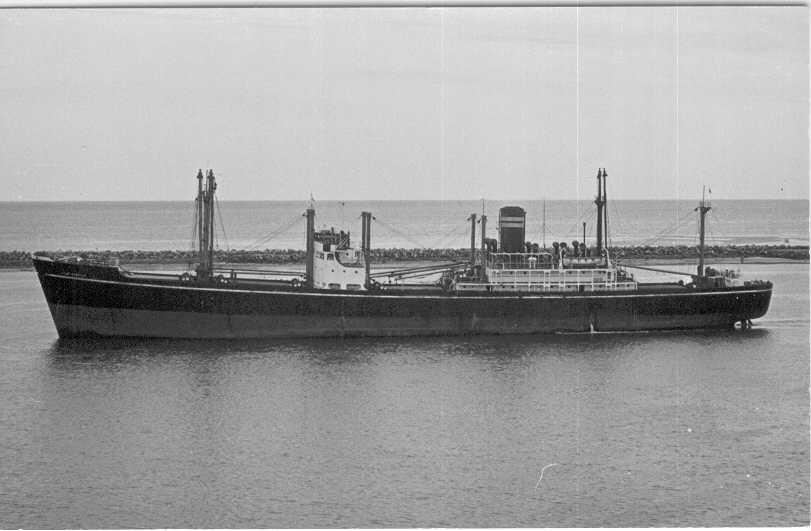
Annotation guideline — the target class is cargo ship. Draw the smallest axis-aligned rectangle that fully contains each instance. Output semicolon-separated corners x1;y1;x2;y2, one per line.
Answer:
33;169;772;338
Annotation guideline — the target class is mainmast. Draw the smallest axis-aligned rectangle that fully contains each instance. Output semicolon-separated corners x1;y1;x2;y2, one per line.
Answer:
195;169;217;280
695;186;711;277
595;169;604;250
196;169;203;262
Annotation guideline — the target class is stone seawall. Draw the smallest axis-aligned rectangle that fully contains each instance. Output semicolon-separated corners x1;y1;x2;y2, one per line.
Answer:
5;244;808;268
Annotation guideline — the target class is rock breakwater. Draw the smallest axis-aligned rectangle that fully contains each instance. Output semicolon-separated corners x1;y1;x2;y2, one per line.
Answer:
6;244;808;269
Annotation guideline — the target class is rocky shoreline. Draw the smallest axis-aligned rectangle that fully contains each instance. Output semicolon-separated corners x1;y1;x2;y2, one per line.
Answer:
3;244;808;269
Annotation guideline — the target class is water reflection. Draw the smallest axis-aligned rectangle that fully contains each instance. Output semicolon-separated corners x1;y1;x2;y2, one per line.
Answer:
45;327;770;368
13;326;802;528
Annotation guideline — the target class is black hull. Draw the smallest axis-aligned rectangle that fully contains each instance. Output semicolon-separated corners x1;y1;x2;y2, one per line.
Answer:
33;257;773;339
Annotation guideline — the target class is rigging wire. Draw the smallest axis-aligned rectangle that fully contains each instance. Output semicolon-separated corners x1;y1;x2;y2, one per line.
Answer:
373;216;432;249
560;207;595;245
709;209;727;243
244;213;304;251
672;215;700;246
637;208;693;245
215;196;230;251
635;207;697;247
604;196;610;244
189;197;199;253
706;209;730;246
690;208;699;249
608;200;626;246
435;221;472;249
376;215;464;250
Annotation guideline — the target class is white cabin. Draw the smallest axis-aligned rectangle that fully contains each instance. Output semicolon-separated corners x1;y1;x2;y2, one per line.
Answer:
312;248;366;290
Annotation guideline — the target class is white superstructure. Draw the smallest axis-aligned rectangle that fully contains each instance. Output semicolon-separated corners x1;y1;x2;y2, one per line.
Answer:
453;252;637;293
312;247;366;290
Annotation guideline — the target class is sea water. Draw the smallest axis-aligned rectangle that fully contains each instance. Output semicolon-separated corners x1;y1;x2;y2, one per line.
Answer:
0;262;807;527
1;199;808;251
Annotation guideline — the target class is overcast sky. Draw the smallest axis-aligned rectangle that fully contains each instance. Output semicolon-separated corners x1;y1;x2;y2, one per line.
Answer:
0;6;807;201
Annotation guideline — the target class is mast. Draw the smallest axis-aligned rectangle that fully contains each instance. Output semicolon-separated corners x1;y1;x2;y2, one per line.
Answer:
542;198;547;248
480;199;487;254
468;213;477;267
582;222;586;255
195;169;216;280
594;169;604;250
361;211;372;289
695;186;711;277
602;168;608;252
206;170;216;276
480;215;487;251
305;207;315;288
196;169;203;262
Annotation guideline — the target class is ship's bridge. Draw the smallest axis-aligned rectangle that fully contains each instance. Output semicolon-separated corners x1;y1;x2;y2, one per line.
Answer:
311;227;367;290
313;248;366;290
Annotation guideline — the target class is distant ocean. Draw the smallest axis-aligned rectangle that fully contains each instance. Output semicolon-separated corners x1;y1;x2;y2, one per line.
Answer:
0;199;807;252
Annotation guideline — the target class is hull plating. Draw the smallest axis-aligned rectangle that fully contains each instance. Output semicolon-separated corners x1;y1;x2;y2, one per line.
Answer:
34;258;772;339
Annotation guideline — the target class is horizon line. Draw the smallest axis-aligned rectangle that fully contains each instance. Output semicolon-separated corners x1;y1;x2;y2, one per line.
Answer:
1;0;805;7
2;197;807;202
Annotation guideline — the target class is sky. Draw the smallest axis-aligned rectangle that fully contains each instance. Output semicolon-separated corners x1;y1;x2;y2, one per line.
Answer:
0;6;807;201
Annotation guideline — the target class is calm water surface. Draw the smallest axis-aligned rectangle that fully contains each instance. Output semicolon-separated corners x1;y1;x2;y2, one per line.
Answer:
1;199;808;251
0;263;808;528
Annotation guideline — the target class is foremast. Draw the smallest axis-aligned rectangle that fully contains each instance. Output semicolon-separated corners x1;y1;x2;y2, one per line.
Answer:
195;169;217;280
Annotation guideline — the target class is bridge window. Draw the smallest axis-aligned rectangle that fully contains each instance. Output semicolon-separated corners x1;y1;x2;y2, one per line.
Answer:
328;283;341;289
327;254;335;261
